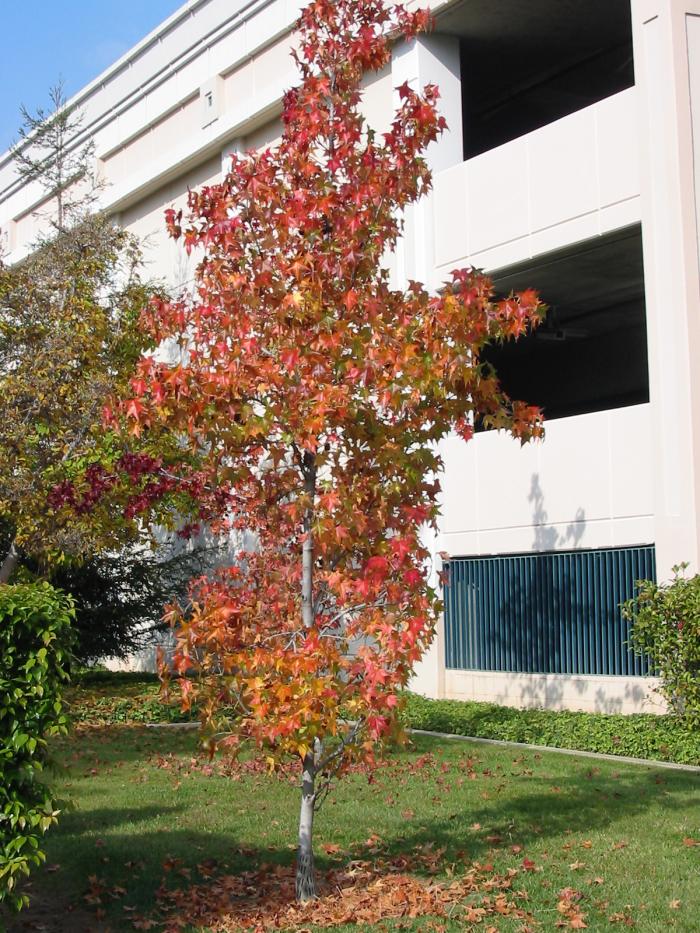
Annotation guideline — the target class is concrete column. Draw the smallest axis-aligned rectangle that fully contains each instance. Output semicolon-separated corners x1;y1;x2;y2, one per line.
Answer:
392;34;462;698
632;0;700;579
391;34;463;289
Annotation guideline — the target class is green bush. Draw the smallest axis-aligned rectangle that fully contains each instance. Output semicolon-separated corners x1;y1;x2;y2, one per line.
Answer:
0;583;74;910
402;694;700;766
622;565;700;727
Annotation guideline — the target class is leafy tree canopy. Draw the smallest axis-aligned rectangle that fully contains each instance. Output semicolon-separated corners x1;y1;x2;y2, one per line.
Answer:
82;0;544;900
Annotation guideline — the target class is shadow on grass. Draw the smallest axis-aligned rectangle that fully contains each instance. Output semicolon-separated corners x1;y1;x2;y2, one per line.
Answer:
360;769;695;861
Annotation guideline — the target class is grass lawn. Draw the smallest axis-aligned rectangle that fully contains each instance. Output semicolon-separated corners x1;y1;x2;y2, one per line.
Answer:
3;715;699;932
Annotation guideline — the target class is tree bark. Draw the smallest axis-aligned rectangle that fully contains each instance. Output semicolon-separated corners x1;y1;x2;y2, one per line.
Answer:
0;541;19;585
296;750;317;902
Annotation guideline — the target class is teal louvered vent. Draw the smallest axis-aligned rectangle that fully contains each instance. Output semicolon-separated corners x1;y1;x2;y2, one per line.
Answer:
444;546;655;676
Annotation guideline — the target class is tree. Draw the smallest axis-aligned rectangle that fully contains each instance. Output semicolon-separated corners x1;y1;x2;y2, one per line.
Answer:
0;215;163;582
12;81;97;234
623;564;700;726
1;83;196;583
116;0;544;901
49;536;230;664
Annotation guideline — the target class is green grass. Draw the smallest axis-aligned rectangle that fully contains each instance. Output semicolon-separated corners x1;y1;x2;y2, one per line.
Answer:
3;719;699;932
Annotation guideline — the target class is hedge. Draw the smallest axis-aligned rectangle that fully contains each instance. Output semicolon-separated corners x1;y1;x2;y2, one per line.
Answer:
0;583;74;910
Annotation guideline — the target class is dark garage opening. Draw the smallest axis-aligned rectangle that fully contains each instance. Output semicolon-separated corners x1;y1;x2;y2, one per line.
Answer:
436;0;635;160
483;226;649;422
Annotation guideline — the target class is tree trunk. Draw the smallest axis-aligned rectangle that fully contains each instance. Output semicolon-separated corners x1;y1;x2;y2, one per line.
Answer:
296;454;318;901
301;455;316;629
0;541;19;584
296;751;317;901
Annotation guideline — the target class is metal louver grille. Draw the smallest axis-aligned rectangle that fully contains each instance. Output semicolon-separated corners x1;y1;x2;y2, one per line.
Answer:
444;546;655;676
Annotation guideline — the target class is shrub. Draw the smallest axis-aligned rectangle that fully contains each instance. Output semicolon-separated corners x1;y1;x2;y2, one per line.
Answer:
0;583;74;910
622;564;700;727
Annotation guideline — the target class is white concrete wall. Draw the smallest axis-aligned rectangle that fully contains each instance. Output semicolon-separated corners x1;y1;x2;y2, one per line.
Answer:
406;40;667;708
119;153;222;286
444;669;665;715
0;0;686;713
431;88;640;282
439;404;654;558
409;406;657;706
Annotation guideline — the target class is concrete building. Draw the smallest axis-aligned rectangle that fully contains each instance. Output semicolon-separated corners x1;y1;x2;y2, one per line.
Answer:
2;0;697;714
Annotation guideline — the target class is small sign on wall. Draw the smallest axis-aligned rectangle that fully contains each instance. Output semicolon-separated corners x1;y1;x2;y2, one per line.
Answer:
200;76;224;129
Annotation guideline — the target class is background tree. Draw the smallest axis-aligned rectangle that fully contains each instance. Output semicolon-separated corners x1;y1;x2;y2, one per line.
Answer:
0;216;161;582
12;81;97;234
1;83;201;585
49;536;230;664
109;0;544;901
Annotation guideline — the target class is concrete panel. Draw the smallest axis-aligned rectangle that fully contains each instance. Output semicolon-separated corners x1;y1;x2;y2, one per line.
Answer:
244;117;284;151
473;238;535;274
440;433;479;535
254;35;296;98
528;108;598;232
528;213;601;258
472;432;541;532
433;162;469;267
223;59;256;109
145;76;181;127
121;154;222;286
212;26;247;77
467;139;529;255
597;88;640;207
599;197;643;234
176;57;210;102
433;91;640;278
609;405;654;518
537;413;612;525
360;64;393;139
609;515;656;548
439;405;654;557
246;0;286;53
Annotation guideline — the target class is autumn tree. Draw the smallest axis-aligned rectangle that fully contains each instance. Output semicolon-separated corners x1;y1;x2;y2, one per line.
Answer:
114;0;543;900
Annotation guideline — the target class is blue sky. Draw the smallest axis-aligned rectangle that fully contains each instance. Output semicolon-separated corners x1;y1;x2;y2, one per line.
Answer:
1;0;184;154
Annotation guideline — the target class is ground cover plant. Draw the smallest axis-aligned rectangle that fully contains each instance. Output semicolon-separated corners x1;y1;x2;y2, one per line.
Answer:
404;695;700;767
2;720;698;932
66;672;194;727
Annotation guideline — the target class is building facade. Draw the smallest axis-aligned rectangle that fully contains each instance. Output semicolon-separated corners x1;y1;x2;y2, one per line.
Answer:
2;0;699;713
